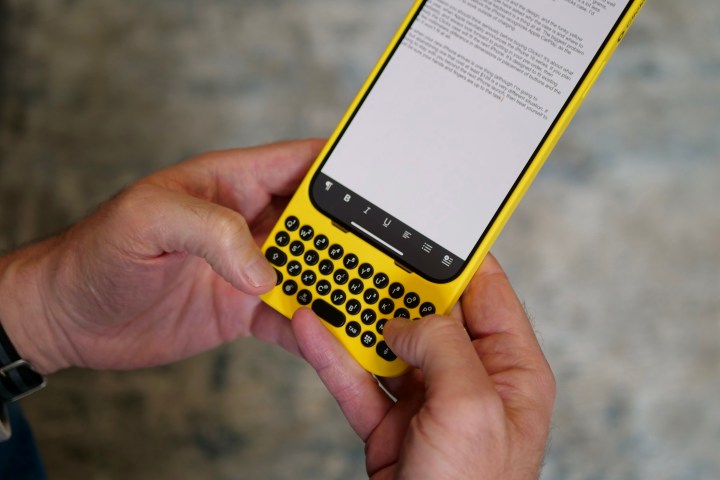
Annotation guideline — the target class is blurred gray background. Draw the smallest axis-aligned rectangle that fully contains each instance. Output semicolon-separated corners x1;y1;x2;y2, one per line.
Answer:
1;0;718;479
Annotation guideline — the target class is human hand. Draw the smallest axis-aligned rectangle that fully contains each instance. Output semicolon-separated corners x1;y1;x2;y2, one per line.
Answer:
0;139;325;374
293;255;556;480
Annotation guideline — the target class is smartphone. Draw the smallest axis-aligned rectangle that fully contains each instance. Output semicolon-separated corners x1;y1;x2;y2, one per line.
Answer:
261;0;645;376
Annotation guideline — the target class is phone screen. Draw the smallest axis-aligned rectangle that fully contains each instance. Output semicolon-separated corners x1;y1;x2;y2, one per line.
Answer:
311;0;632;282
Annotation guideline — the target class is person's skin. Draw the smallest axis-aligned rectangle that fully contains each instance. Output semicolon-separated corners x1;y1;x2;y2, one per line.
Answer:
293;254;556;480
0;139;555;478
0;139;325;374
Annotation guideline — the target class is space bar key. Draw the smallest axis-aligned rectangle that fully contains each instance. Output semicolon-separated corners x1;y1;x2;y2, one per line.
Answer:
311;299;347;328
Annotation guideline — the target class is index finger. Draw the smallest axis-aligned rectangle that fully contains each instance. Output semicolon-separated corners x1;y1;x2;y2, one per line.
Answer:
208;138;326;197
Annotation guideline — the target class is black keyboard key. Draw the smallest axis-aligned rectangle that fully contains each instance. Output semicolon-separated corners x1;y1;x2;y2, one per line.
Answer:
373;273;390;289
348;279;364;295
361;331;377;348
289;241;305;256
301;271;317;286
282;280;298;296
297;290;312;306
346;321;362;338
361;309;377;326
316;280;331;296
299;225;315;241
304;250;320;266
419;302;437;317
376;319;388;334
314;235;329;251
333;269;349;286
379;299;395;315
394;308;410;319
274;269;283;286
331;290;347;306
363;288;379;305
287;261;302;277
328;244;344;260
376;341;397;361
285;216;300;231
346;300;361;316
404;292;420;309
266;247;287;267
358;263;374;279
312;299;346;328
388;282;405;299
318;259;335;276
343;254;359;270
275;231;290;247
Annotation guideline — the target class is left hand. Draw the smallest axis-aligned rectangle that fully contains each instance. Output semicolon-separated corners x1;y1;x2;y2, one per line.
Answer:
0;139;324;374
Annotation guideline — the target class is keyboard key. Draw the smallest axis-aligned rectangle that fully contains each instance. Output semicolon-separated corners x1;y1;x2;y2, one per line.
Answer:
333;269;349;285
348;279;364;295
289;241;305;256
388;282;405;299
358;263;374;279
361;332;377;348
376;319;388;334
343;254;359;270
312;299;346;328
318;259;335;276
379;299;395;315
266;247;287;267
287;261;302;277
363;289;379;305
394;308;410;319
376;341;397;361
301;271;317;286
361;309;377;326
304;250;320;266
314;235;329;251
373;273;390;289
282;280;298;296
404;292;420;309
419;302;437;317
346;321;362;338
275;231;290;247
285;216;300;231
274;269;283;286
328;244;344;260
299;225;315;241
346;300;361;316
316;280;331;296
297;290;312;306
331;290;347;306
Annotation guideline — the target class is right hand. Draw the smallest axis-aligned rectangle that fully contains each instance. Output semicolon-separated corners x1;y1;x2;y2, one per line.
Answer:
293;254;556;479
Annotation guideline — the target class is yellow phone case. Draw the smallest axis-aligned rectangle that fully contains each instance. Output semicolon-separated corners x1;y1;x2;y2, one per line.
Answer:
261;0;646;377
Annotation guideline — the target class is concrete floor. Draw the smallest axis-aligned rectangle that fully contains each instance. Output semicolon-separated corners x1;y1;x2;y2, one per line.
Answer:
1;1;719;479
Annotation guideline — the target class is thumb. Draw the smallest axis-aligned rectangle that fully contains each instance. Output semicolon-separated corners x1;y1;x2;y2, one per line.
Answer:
383;316;494;400
118;184;277;294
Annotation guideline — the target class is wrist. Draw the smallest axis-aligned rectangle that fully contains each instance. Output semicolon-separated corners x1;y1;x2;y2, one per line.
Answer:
0;238;73;375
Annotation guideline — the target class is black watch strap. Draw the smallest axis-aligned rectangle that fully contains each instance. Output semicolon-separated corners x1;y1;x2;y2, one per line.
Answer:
0;322;46;405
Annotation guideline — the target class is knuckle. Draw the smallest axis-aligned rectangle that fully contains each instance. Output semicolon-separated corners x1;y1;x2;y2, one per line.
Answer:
110;184;161;230
205;208;252;250
417;315;468;341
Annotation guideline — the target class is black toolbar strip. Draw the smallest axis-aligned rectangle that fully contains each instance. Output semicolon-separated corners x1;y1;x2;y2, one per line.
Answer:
311;173;464;282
